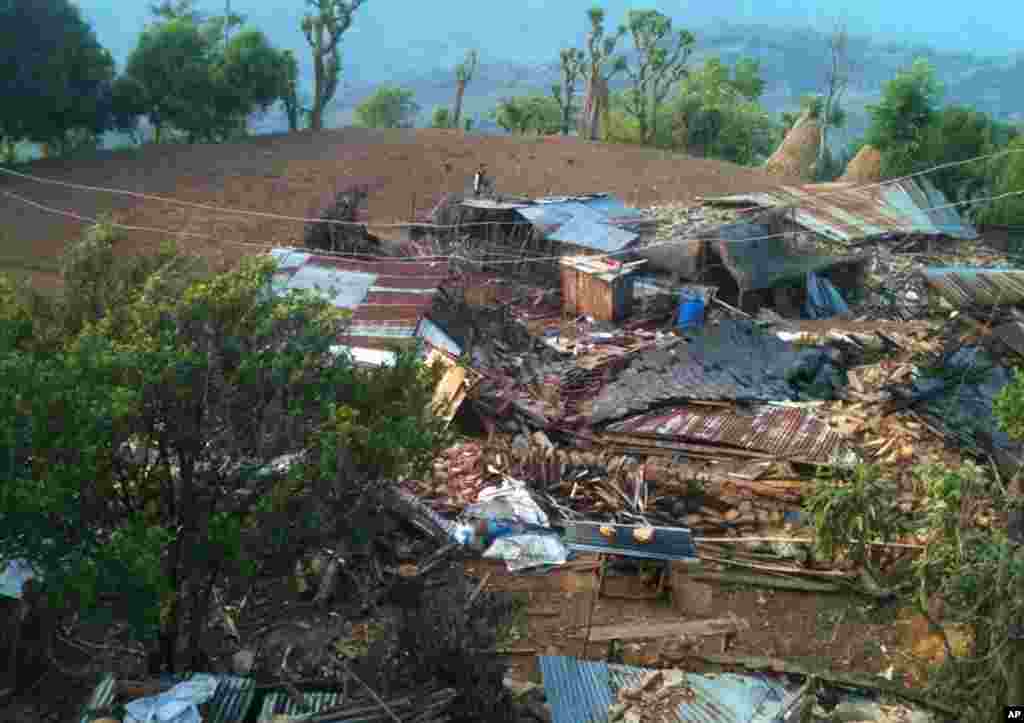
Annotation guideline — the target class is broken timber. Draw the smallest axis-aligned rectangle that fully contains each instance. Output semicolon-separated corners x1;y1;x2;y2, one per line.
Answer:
575;615;749;643
691;653;959;717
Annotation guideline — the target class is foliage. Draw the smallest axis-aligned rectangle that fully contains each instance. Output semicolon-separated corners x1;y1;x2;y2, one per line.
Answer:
979;135;1024;226
805;464;905;586
908;462;1023;718
0;223;450;672
551;49;586;135
431;106;453;129
669;56;776;164
491;95;561;135
354;86;420;129
452;49;479;129
280;50;304;132
577;6;628;140
866;58;943;178
621;9;695;145
123;8;291;143
0;0;118;154
302;0;366;131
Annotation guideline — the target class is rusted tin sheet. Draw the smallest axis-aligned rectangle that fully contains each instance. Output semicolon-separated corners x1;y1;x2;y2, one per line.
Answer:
604;405;844;465
703;177;977;243
921;267;1024;307
269;247;453;353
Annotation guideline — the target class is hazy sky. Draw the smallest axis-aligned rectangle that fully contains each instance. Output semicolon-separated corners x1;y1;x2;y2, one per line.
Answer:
76;0;1020;83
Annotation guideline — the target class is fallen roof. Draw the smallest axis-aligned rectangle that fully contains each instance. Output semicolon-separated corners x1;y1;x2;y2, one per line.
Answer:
515;194;649;253
539;655;800;723
920;266;1024;307
268;248;453;352
587;322;827;424
702;177;977;242
80;673;256;723
707;220;867;291
603;404;846;465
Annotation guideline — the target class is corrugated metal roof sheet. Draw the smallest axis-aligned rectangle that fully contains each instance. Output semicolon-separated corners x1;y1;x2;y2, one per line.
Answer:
921;267;1024;307
258;689;346;721
539;655;798;723
269;248;451;351
703;177;977;242
604;404;844;464
79;674;255;723
517;195;646;253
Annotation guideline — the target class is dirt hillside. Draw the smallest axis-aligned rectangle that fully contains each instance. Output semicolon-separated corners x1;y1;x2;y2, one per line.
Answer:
0;128;793;288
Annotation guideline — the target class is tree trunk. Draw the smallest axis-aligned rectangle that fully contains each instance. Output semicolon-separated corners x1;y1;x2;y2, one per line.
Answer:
453;80;467;130
310;25;325;132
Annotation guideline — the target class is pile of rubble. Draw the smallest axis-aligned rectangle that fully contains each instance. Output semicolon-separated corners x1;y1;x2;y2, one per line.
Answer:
607;670;695;723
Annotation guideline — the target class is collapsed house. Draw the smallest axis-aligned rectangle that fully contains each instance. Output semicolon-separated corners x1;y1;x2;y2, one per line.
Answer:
639;177;976;317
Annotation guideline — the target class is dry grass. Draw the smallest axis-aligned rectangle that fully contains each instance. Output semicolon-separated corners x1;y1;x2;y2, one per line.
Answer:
839;145;883;184
764;111;822;182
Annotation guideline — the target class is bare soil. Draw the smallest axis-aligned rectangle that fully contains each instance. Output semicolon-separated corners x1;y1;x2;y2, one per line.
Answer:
0;128;791;288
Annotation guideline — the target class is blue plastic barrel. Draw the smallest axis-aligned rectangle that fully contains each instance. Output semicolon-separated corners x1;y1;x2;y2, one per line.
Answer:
677;293;705;329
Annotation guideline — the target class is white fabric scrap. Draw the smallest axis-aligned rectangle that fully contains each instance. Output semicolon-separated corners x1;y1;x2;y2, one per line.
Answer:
124;675;220;723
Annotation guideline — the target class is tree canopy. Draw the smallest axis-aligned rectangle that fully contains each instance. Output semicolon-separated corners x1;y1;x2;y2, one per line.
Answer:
0;0;118;153
492;95;562;135
354;86;420;129
866;58;943;177
0;223;450;672
122;8;290;143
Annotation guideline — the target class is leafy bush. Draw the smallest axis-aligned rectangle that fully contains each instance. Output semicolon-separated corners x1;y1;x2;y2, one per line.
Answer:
0;223;451;673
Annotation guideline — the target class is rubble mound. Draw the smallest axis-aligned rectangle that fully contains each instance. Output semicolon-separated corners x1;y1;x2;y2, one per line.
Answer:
608;670;695;723
303;184;381;253
764;110;822;181
840;145;883;184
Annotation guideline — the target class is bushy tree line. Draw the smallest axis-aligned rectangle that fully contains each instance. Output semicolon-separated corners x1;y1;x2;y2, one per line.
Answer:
1;0;313;157
863;58;1023;222
0;222;450;673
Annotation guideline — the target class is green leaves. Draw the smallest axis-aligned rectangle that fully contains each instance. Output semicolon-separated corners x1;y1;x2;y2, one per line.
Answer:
354;85;420;129
124;12;291;143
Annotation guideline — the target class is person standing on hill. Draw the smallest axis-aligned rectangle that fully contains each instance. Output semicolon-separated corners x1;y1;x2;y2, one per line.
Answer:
473;164;489;198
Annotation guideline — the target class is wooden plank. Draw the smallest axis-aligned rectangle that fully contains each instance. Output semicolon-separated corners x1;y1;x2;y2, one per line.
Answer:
574;615;748;643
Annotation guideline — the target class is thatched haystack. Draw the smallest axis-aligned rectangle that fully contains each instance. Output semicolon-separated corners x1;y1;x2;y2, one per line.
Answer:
764;110;822;181
839;145;883;184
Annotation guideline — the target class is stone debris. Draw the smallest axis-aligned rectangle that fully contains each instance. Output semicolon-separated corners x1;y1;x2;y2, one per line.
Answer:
608;669;696;722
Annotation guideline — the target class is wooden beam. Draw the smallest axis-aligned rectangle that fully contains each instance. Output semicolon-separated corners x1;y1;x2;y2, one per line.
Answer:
575;615;748;643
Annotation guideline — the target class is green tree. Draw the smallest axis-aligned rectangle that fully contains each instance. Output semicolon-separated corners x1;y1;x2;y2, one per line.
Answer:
0;0;118;156
622;9;695;145
452;49;479;130
492;95;561;135
578;7;628;141
670;56;774;164
430;106;453;129
0;227;450;673
280;50;304;132
123;10;289;143
551;49;586;135
981;136;1024;225
302;0;367;131
866;58;942;177
355;86;420;129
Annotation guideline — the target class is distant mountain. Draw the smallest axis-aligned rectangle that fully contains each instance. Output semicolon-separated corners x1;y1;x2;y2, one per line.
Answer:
319;21;1023;146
